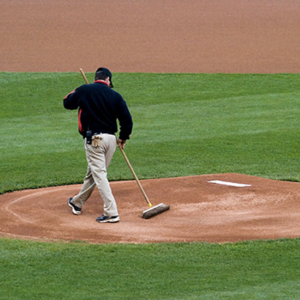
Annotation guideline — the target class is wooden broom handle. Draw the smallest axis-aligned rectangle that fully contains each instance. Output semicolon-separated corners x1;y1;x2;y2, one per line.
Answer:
79;68;89;84
118;146;152;208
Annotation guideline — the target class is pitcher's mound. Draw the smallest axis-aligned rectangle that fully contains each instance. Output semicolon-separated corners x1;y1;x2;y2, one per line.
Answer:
1;173;300;244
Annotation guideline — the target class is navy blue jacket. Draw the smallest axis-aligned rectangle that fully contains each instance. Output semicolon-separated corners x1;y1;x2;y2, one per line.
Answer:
64;81;133;140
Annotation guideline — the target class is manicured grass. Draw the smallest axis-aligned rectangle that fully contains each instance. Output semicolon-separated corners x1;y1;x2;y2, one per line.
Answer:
1;238;300;300
1;72;300;299
0;72;300;193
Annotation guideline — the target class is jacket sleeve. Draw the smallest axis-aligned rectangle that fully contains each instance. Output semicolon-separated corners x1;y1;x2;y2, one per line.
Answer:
63;89;80;110
117;98;133;140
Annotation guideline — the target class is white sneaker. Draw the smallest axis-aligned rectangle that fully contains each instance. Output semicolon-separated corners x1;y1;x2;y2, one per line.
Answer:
96;215;119;223
68;198;82;215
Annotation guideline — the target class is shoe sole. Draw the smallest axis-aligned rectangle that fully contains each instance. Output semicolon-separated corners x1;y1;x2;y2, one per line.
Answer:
68;199;81;215
98;217;120;223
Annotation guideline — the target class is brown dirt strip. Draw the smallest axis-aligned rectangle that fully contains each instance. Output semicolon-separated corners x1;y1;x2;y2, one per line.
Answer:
1;0;300;73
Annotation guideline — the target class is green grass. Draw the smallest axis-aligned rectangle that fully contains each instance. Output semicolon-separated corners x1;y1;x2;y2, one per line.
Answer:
1;72;300;299
1;238;300;300
1;72;300;193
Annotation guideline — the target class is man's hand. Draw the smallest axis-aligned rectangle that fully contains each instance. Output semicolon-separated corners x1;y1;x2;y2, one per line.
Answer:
117;139;126;149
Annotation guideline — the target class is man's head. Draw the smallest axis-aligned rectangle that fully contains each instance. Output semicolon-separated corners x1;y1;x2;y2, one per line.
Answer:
95;67;113;88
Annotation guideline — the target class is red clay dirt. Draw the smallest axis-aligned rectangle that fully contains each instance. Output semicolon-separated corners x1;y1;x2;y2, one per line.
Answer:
1;0;300;73
1;0;300;244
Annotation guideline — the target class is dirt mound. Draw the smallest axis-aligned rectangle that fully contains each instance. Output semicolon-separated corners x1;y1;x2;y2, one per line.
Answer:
1;174;300;243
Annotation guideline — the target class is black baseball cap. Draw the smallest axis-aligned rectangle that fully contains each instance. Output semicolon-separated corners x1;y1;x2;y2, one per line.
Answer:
95;67;113;88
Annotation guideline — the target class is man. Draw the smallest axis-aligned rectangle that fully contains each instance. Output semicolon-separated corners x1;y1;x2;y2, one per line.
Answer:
63;67;133;223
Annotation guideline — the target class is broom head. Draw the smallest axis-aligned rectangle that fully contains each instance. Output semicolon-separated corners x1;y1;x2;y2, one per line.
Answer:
141;203;170;219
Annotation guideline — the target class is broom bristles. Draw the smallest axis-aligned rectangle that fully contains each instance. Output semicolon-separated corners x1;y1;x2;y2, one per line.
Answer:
141;203;170;219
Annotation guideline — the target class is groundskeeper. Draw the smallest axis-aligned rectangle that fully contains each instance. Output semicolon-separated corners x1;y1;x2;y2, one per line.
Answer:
63;67;133;223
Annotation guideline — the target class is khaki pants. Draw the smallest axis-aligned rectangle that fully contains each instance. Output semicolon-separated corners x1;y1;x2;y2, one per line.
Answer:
72;134;118;216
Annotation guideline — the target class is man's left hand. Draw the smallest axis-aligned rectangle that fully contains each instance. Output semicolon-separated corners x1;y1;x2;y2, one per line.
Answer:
117;139;126;149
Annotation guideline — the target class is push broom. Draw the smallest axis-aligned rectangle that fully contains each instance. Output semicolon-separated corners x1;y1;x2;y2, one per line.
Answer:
118;146;170;219
79;68;170;219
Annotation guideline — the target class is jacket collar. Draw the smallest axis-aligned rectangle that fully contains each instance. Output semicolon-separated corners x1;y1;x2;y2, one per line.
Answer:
94;80;109;87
